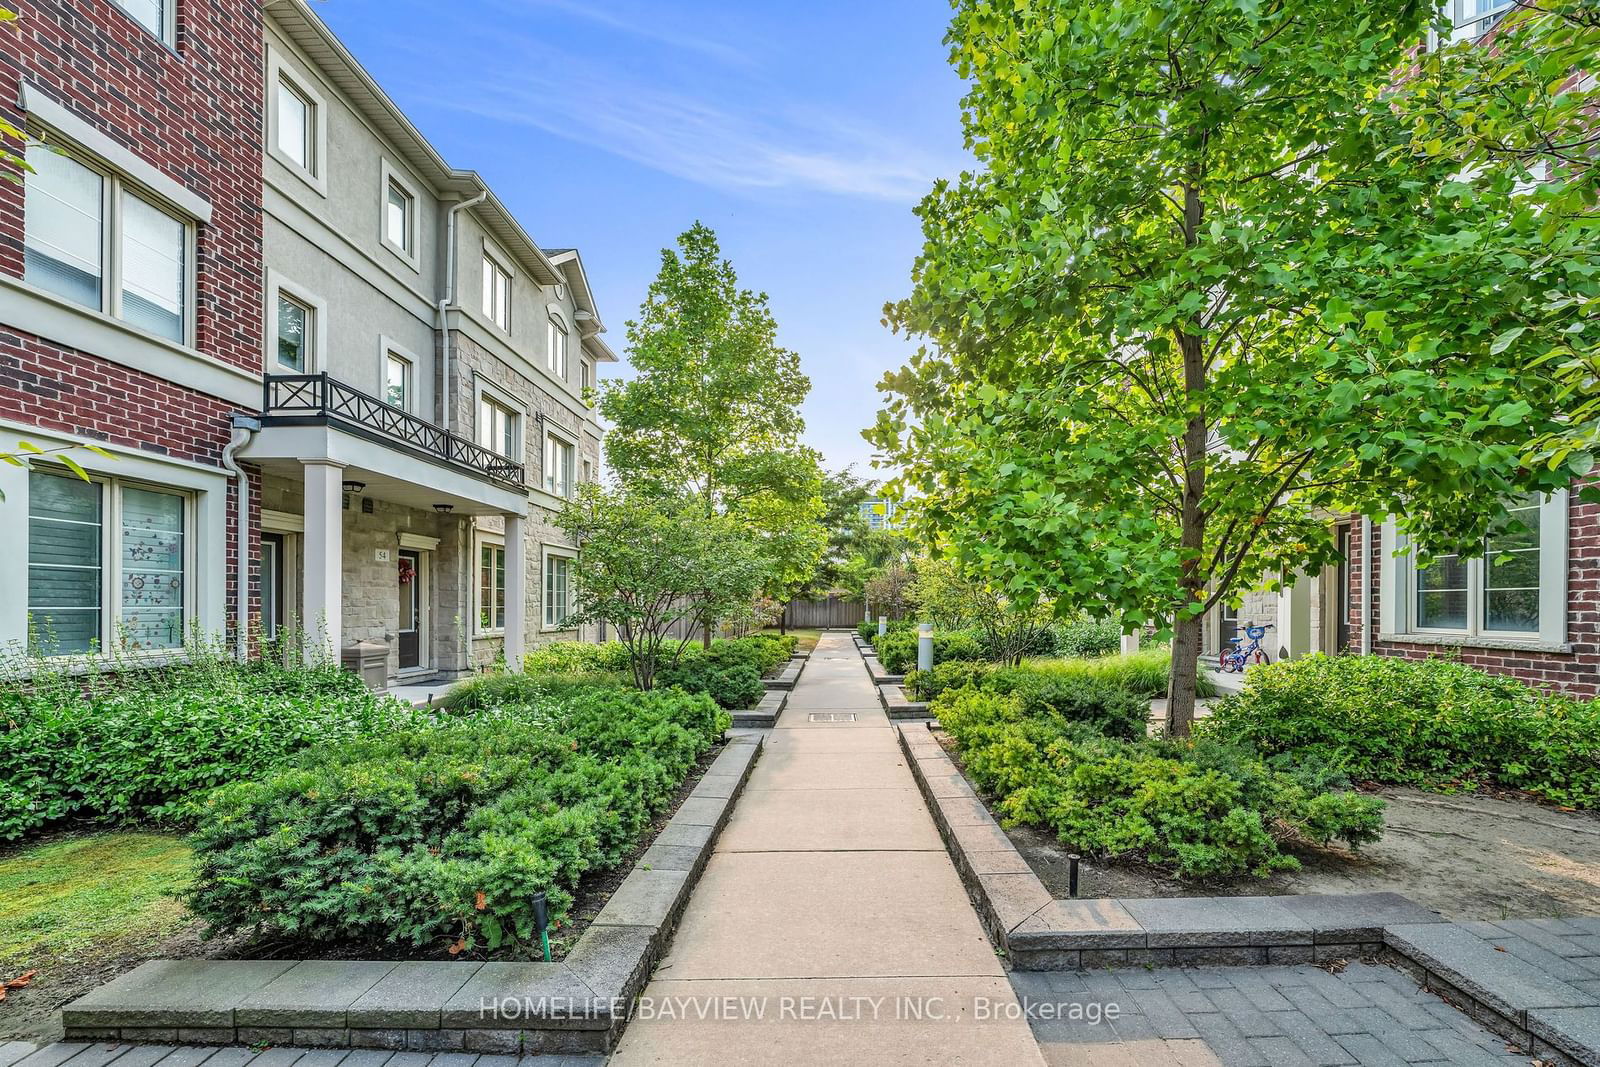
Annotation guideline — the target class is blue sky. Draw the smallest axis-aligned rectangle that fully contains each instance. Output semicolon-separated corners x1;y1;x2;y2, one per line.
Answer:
319;0;971;480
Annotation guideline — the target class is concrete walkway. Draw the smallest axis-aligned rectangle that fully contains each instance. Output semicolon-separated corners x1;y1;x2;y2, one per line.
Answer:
609;631;1044;1066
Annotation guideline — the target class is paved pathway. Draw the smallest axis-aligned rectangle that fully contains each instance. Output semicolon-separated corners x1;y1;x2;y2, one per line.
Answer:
608;631;1044;1066
1009;957;1540;1066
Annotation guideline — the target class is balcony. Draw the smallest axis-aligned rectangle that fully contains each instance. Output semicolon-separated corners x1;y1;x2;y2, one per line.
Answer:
260;374;524;488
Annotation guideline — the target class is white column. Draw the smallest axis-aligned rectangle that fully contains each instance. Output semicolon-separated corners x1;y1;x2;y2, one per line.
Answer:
1121;624;1141;656
1276;574;1312;663
503;512;527;671
302;460;345;665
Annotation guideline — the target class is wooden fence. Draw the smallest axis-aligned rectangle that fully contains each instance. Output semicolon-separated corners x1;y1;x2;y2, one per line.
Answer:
781;597;868;630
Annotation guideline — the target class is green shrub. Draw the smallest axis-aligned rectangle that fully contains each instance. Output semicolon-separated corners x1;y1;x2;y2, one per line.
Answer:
0;650;422;841
905;661;997;701
1204;654;1600;808
876;628;985;674
187;686;727;954
658;645;764;709
986;671;1151;741
862;619;915;646
1052;619;1122;659
441;671;631;713
936;688;1383;879
730;634;795;675
519;641;633;675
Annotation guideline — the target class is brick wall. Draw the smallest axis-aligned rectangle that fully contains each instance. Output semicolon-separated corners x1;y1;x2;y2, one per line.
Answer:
0;0;266;641
1348;493;1600;698
0;0;265;374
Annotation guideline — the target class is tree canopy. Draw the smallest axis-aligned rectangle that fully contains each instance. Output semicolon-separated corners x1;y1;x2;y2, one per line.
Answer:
869;0;1599;732
600;223;826;612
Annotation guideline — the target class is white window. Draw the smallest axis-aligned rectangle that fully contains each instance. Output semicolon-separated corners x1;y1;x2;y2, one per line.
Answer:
545;553;573;629
120;190;186;342
386;181;412;251
385;351;411;410
545;434;574;498
547;316;568;379
482;252;511;332
112;0;171;44
27;469;190;655
478;394;518;458
1386;493;1568;645
580;359;593;396
275;292;313;372
276;77;315;174
24;146;191;343
477;538;506;633
1446;0;1514;39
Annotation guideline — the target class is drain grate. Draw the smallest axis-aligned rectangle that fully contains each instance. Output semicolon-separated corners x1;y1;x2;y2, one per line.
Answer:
808;713;857;722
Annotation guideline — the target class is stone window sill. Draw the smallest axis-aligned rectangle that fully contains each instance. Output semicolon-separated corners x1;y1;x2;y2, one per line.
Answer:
1378;632;1572;655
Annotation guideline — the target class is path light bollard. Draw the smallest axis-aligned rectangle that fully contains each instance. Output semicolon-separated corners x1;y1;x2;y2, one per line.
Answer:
878;615;887;637
1068;854;1081;898
918;622;934;674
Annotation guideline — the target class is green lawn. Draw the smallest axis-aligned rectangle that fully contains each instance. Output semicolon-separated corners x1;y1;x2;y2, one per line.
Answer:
763;627;821;653
0;832;194;970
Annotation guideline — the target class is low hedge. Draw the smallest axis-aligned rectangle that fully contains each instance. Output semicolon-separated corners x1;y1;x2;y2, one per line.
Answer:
937;687;1384;879
659;647;763;710
1204;654;1600;809
859;619;915;644
1052;619;1122;659
187;685;728;954
876;628;985;674
0;655;421;841
905;649;1213;702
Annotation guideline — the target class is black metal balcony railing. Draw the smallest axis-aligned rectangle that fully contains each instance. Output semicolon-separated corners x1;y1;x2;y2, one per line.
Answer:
261;374;525;488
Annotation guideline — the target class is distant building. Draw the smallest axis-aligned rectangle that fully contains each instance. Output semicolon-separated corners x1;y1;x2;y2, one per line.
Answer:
859;499;900;531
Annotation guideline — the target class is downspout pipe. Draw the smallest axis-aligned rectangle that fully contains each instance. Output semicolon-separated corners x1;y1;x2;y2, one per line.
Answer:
222;414;261;662
438;191;490;433
1361;515;1374;656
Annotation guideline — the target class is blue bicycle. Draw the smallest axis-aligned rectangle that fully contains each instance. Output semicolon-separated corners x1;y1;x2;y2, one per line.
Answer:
1219;623;1273;673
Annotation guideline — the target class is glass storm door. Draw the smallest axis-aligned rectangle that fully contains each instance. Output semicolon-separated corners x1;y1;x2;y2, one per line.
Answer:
398;549;423;669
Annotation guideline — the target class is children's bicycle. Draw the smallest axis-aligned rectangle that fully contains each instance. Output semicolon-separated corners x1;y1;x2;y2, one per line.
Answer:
1219;623;1273;673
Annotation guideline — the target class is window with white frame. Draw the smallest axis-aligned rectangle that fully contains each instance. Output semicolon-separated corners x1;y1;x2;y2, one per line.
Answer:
544;552;573;628
384;178;415;257
112;0;171;45
24;146;190;344
580;358;593;396
547;315;568;379
385;351;411;410
477;537;506;633
275;291;314;372
1446;0;1514;39
276;76;316;175
1389;493;1566;643
545;434;574;498
482;252;511;332
27;469;190;655
478;393;518;458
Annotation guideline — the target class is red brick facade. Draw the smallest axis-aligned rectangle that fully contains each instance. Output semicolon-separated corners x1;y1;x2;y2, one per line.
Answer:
1347;494;1600;698
0;0;266;640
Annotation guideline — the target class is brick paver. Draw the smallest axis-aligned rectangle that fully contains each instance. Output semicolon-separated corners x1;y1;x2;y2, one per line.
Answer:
1009;960;1540;1066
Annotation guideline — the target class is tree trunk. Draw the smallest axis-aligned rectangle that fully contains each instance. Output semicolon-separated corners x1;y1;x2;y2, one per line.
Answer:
1166;612;1203;736
779;601;788;635
702;620;713;650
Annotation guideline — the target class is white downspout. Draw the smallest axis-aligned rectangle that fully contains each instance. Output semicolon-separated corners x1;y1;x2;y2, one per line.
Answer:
438;191;489;432
1361;516;1374;656
221;414;260;662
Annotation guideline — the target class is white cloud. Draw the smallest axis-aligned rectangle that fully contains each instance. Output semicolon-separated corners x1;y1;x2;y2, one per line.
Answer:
429;64;948;202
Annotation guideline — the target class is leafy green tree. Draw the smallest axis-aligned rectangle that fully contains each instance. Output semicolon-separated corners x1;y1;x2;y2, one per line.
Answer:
601;223;826;639
1398;0;1600;469
871;0;1597;733
556;484;765;690
791;467;875;599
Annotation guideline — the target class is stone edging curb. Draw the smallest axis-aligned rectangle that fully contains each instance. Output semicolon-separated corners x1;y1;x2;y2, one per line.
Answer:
61;734;766;1057
762;657;806;692
877;683;931;720
732;690;786;728
896;721;1599;1067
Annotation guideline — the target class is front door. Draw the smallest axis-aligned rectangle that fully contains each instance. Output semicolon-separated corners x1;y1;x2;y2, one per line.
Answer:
398;549;423;670
1335;525;1353;653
